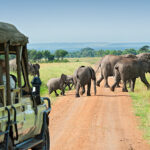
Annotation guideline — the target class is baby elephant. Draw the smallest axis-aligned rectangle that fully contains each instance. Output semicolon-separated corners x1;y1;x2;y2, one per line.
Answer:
47;74;67;96
74;66;96;97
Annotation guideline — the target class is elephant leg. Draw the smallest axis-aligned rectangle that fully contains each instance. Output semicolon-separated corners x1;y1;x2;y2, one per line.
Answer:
110;78;120;91
130;78;136;92
122;81;128;92
61;87;65;96
81;86;85;95
116;81;120;87
75;82;80;97
128;79;131;88
104;76;110;88
68;84;71;90
140;75;150;89
87;81;91;96
48;88;53;95
96;76;104;87
54;91;59;97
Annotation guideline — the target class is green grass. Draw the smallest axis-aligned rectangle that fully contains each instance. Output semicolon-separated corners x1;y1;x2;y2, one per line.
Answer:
129;74;150;142
67;57;100;64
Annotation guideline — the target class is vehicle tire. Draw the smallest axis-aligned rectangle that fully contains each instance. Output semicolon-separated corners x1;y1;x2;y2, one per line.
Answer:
32;125;50;150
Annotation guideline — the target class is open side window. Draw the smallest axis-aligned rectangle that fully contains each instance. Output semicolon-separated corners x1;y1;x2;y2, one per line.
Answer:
0;44;31;106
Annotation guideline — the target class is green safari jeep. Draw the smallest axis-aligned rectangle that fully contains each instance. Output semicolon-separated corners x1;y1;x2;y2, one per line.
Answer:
0;22;51;150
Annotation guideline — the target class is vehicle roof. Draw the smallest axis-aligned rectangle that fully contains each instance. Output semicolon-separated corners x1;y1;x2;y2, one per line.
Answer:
0;22;28;46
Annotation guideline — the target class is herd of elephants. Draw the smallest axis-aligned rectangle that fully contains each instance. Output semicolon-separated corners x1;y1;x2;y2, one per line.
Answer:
9;52;150;97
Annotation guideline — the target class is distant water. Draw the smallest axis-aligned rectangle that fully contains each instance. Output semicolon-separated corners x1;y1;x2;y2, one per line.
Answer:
27;42;150;53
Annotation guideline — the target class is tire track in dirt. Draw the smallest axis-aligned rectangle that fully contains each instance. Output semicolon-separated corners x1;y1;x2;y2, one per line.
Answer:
50;77;150;150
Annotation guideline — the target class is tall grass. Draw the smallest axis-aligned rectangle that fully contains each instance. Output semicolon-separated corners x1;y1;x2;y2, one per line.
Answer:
129;74;150;142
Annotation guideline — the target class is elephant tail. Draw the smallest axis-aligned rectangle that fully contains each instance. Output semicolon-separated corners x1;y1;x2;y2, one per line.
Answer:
95;60;101;74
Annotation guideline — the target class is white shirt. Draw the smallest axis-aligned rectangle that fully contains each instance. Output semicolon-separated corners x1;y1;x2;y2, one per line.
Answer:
2;75;16;89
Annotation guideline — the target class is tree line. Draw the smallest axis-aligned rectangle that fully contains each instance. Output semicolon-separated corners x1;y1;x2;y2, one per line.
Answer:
28;49;68;62
27;45;150;62
67;45;150;58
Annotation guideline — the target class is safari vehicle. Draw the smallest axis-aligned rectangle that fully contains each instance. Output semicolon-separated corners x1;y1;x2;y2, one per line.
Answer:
0;22;51;150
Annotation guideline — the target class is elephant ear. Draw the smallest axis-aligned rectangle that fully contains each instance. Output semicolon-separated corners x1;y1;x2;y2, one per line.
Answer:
88;66;96;80
61;74;67;82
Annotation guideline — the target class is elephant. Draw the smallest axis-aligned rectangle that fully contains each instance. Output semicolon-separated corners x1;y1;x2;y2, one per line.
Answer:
74;66;96;97
9;59;17;72
47;74;67;96
10;58;40;77
136;53;150;60
65;75;74;90
96;54;137;88
110;58;150;92
122;54;137;59
28;63;40;77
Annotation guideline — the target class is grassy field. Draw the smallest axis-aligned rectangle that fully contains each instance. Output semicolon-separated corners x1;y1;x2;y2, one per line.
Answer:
129;74;150;142
67;57;100;64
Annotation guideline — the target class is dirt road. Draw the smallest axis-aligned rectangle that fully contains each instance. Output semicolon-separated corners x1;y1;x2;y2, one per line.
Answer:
50;78;150;150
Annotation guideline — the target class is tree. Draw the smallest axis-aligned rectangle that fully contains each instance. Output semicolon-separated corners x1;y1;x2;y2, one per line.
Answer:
122;48;137;55
43;50;54;61
139;45;150;52
81;47;95;57
55;49;68;60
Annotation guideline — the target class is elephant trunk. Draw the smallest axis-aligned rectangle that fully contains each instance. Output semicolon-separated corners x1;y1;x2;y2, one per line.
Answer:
93;79;96;95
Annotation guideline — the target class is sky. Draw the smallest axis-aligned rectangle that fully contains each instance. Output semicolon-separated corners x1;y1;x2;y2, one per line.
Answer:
0;0;150;43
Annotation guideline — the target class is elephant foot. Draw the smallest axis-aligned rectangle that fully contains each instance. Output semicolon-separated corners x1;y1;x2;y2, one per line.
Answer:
116;85;120;88
96;82;100;87
87;93;91;96
55;94;59;97
130;89;134;92
110;87;115;91
80;91;85;95
104;84;110;88
122;88;128;92
75;94;80;98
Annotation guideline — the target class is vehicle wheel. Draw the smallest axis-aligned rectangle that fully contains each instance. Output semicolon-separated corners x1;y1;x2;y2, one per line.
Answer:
32;125;50;150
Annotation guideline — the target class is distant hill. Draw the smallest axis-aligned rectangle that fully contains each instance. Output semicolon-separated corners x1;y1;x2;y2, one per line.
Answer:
27;42;150;53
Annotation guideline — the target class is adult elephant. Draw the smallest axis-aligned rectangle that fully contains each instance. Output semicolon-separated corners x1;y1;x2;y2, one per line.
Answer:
136;53;150;60
47;74;67;96
96;54;137;88
110;58;150;92
28;63;40;77
10;59;40;77
74;66;96;97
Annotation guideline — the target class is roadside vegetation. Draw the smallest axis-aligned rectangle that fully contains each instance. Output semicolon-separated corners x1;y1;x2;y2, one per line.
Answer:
129;74;150;143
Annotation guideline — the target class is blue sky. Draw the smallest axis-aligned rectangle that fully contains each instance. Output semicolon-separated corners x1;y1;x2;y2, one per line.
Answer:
0;0;150;43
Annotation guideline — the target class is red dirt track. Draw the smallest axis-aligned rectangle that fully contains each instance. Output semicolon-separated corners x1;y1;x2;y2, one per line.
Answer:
50;77;150;150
